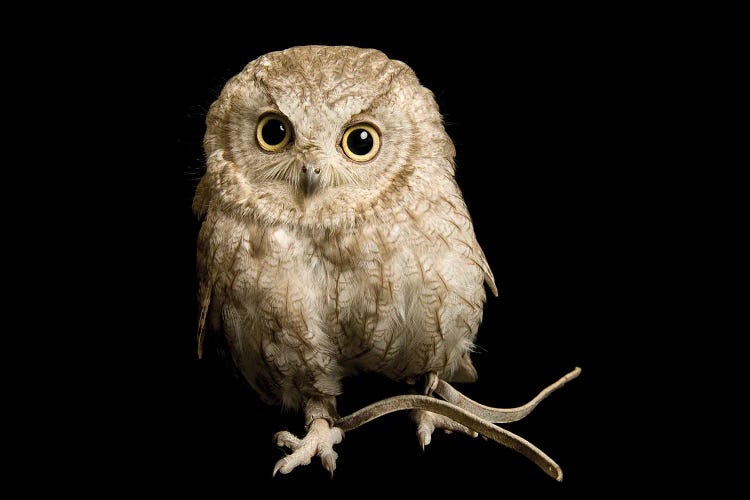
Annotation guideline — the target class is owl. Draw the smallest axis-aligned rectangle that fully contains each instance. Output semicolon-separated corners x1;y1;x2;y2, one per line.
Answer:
194;46;578;479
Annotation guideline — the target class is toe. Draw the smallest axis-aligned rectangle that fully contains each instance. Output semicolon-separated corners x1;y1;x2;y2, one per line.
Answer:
328;427;344;445
272;458;287;477
274;431;302;450
320;449;338;477
275;451;313;476
435;416;478;437
271;422;343;477
413;410;435;449
417;423;434;449
424;373;439;395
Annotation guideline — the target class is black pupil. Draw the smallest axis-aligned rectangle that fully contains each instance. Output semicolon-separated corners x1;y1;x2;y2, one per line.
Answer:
347;128;374;156
261;119;287;145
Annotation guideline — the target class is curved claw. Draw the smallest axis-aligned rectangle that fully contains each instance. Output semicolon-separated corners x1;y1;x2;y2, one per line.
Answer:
320;449;338;477
414;409;478;450
417;424;432;450
273;453;313;476
424;373;439;395
274;431;302;451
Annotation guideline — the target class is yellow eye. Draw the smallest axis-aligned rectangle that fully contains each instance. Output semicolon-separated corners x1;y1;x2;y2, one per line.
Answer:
341;123;380;162
256;113;292;152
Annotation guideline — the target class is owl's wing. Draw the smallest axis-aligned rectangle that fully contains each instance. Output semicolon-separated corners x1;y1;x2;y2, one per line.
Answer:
194;177;212;358
475;243;498;297
196;277;212;359
195;206;221;359
442;182;498;298
451;352;479;382
194;207;244;359
453;241;494;382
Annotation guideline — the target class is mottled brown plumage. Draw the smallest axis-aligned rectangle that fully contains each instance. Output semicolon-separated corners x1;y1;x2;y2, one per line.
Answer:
194;46;576;478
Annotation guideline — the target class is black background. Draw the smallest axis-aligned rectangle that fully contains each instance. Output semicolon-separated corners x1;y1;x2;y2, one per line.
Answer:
99;15;632;495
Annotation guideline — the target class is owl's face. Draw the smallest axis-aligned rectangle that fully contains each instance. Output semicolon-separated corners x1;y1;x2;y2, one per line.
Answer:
196;46;455;230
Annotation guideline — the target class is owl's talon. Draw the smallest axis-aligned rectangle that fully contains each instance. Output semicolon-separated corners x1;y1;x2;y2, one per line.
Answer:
423;373;439;395
413;408;478;448
320;450;338;477
274;431;302;450
271;419;343;477
417;425;432;449
272;460;284;477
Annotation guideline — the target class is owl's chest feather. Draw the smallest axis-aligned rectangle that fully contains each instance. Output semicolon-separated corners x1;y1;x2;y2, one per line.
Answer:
268;223;407;332
206;198;485;389
280;224;427;371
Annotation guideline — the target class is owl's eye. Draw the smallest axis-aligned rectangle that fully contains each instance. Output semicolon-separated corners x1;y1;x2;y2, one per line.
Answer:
341;123;380;162
256;113;292;152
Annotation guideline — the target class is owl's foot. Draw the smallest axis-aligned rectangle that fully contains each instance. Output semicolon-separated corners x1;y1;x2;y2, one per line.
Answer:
413;409;479;449
272;419;344;477
413;372;477;448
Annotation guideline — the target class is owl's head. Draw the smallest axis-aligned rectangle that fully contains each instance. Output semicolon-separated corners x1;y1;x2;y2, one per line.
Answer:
195;46;456;230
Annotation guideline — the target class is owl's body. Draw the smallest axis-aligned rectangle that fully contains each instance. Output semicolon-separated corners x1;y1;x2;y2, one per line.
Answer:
196;46;496;412
195;45;502;475
198;170;493;409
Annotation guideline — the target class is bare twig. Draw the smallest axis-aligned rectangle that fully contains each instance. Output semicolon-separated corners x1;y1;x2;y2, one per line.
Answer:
334;367;581;481
336;394;563;480
435;367;581;423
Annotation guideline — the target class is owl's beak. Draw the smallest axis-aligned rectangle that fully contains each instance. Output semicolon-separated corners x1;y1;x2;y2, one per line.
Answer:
301;165;320;196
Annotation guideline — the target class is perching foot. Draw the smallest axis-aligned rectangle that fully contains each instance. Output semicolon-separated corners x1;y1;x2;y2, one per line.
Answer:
273;419;344;477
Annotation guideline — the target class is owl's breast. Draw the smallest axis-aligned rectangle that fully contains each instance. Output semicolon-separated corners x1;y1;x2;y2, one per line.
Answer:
308;208;486;381
202;192;487;400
